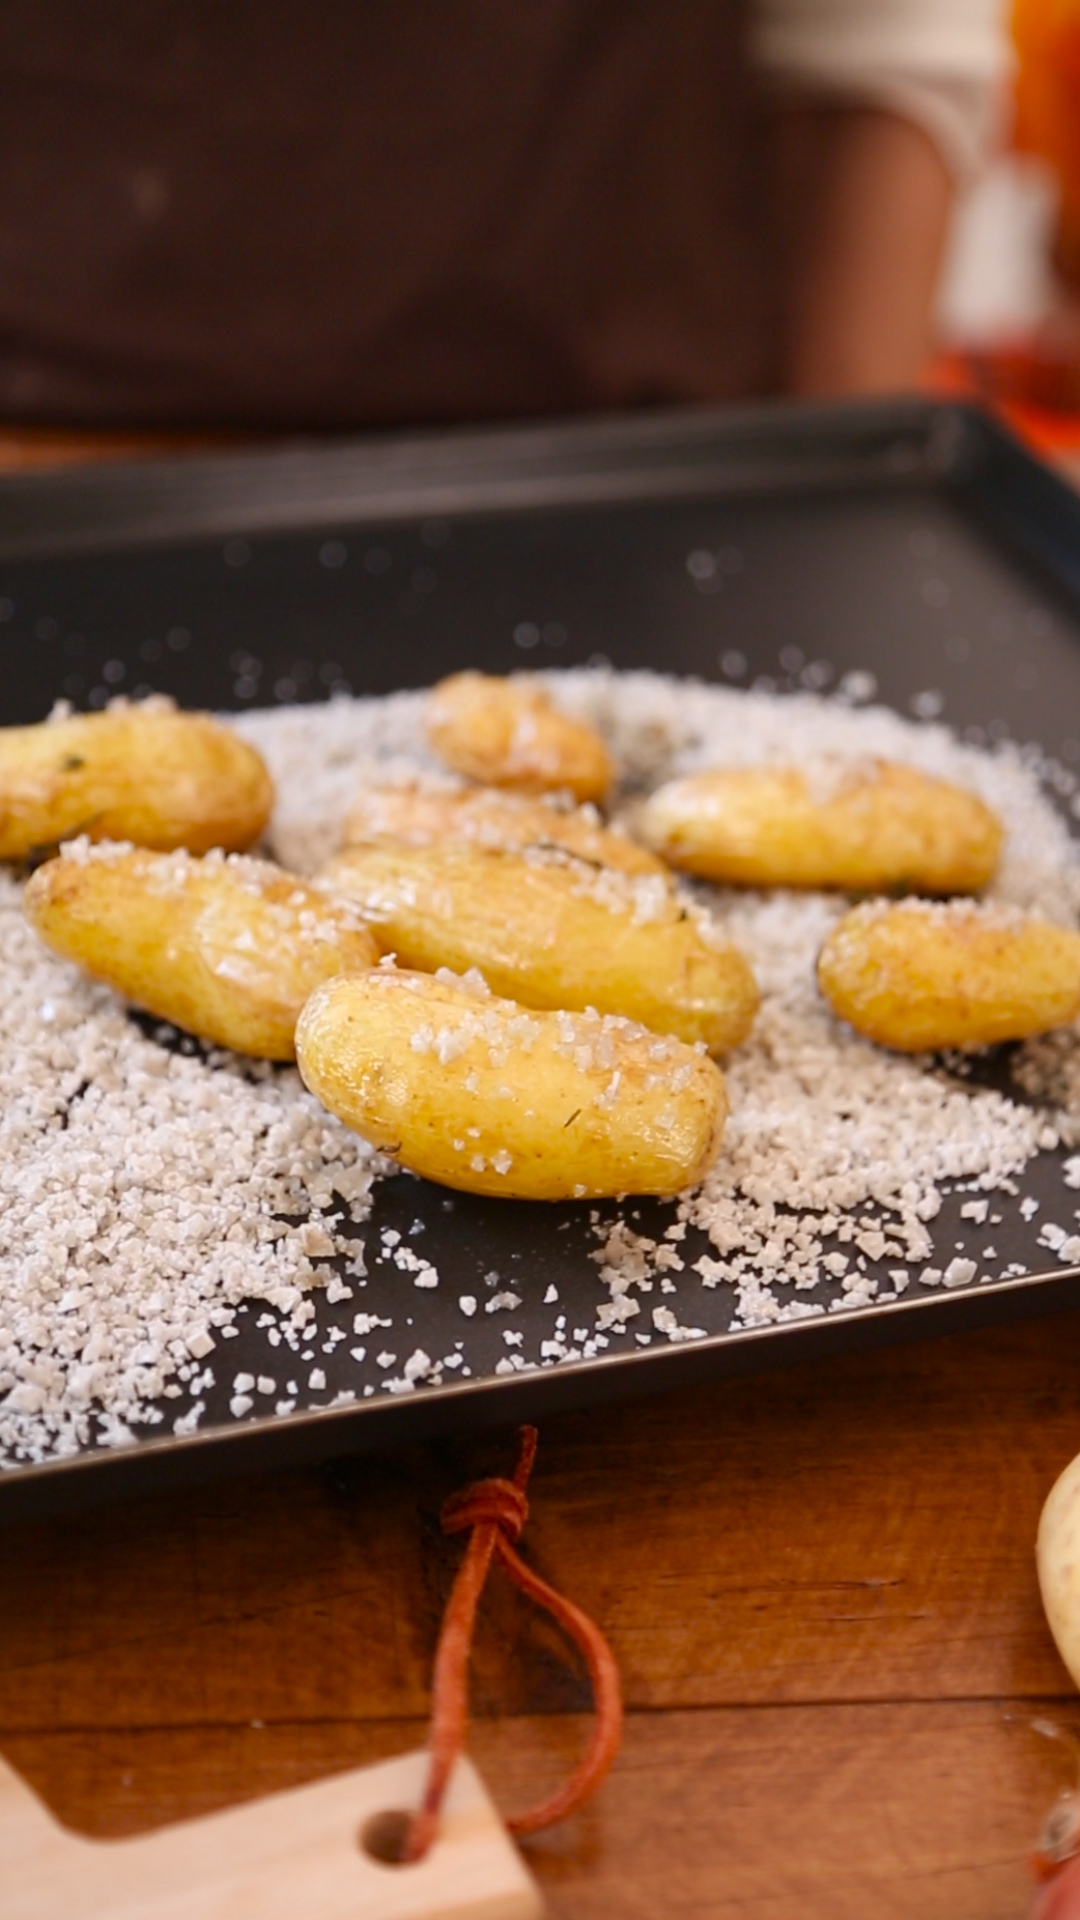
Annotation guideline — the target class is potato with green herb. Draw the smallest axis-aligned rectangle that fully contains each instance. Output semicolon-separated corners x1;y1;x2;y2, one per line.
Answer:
639;759;1002;893
817;898;1080;1052
426;672;613;802
321;841;758;1052
296;967;728;1199
24;844;380;1058
0;706;273;861
343;778;665;877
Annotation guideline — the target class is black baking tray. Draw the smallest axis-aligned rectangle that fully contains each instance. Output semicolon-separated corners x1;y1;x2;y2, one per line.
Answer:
5;395;1080;1518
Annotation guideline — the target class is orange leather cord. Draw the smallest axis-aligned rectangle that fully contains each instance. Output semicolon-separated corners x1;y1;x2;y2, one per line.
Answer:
402;1425;623;1863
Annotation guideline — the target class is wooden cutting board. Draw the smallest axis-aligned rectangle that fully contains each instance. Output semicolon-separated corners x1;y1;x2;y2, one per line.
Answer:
1;1747;543;1920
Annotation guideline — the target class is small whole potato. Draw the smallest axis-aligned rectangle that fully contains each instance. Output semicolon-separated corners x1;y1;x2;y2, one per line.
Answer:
426;672;613;802
0;704;273;861
1037;1450;1080;1692
343;779;665;878
639;759;1003;893
25;843;380;1059
296;968;728;1200
321;841;759;1052
817;898;1080;1052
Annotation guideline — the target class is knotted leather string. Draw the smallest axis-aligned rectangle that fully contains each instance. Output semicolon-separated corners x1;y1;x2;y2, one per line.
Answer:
402;1425;623;1863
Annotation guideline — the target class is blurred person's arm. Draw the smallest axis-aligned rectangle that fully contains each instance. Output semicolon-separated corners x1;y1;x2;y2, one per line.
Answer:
752;0;1012;395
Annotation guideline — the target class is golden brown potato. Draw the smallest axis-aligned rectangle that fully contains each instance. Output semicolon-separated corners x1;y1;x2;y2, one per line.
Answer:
426;672;613;802
296;968;728;1199
320;842;758;1052
24;844;380;1059
817;899;1080;1052
343;779;665;877
0;706;273;861
639;760;1002;893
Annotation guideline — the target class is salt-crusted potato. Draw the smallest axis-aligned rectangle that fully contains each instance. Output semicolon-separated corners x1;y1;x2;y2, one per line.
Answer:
24;843;380;1059
343;779;665;878
296;968;727;1199
639;760;1003;893
817;899;1080;1052
426;672;613;802
1037;1450;1080;1690
0;706;273;861
321;842;758;1052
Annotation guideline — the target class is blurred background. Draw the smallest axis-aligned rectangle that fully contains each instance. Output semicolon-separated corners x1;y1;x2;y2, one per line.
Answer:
0;3;1078;476
934;0;1080;469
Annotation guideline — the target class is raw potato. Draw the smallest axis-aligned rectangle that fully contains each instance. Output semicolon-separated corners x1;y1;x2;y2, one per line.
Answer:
24;844;380;1059
296;968;728;1199
343;779;666;877
0;706;273;861
639;759;1003;893
321;842;759;1051
426;672;613;802
1037;1450;1080;1690
817;899;1080;1052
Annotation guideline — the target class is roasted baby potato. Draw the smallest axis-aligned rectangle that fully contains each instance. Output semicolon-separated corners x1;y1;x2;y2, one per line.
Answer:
817;898;1080;1052
321;842;758;1052
639;760;1003;893
25;843;380;1059
343;779;665;877
426;672;613;802
296;968;728;1199
0;705;273;861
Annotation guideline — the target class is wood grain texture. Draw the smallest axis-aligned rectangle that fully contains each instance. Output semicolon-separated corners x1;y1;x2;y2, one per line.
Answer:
4;1312;1080;1730
4;1308;1080;1914
3;1706;1075;1919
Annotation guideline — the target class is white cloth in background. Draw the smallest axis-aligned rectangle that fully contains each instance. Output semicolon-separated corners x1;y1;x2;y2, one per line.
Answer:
751;0;1014;179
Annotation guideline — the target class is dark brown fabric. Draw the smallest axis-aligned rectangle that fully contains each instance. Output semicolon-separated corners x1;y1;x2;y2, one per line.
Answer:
0;1;774;429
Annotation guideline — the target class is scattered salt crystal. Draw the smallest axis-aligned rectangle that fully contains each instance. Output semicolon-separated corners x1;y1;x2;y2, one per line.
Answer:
353;1313;391;1335
942;1258;977;1289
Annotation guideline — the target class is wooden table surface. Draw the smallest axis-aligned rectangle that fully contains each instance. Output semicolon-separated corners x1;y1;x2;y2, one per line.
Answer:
3;423;1080;1919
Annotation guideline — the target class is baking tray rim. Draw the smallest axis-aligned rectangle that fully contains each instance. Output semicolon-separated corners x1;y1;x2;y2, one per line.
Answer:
5;1262;1080;1522
0;394;1042;561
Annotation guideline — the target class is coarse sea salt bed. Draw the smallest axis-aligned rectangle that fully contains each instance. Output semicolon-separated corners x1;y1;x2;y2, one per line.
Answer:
6;666;1080;1469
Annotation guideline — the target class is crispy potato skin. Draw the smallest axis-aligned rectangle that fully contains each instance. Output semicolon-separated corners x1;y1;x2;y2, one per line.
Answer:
0;709;273;860
24;847;380;1059
343;780;665;877
817;900;1080;1051
426;672;613;802
320;842;758;1052
296;969;728;1199
639;760;1003;893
